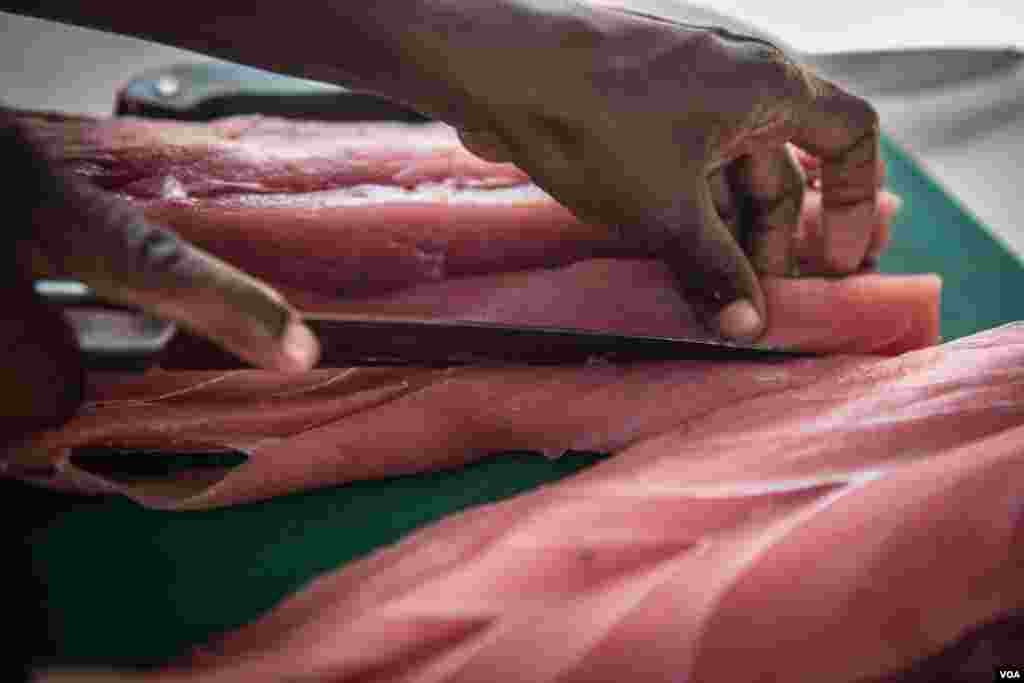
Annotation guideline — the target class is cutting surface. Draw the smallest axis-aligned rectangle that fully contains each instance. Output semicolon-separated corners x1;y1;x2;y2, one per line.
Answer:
17;135;1024;667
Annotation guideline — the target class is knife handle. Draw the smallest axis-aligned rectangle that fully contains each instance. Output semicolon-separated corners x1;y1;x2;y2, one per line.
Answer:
35;281;178;373
38;281;319;372
115;62;431;123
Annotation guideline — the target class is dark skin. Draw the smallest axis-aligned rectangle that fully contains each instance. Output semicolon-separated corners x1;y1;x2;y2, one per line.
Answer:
1;1;884;440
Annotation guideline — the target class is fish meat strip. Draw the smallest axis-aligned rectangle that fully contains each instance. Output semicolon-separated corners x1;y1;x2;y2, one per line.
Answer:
12;108;1010;682
18;110;633;296
6;109;939;508
35;323;1024;682
8;262;939;509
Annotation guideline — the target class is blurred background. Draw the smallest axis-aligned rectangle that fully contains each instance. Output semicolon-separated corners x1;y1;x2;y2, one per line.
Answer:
2;2;1024;257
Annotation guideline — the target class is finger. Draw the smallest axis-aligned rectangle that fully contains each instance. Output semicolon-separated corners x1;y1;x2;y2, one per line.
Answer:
790;74;883;273
658;181;767;342
794;189;902;274
31;179;319;373
730;144;805;276
473;111;767;340
792;141;889;201
497;125;765;340
709;167;742;240
864;193;900;265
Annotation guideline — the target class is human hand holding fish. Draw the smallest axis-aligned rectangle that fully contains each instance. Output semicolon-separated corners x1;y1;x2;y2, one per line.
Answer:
446;1;884;341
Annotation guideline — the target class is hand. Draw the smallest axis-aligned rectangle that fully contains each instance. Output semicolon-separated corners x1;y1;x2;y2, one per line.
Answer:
1;117;319;440
451;3;883;342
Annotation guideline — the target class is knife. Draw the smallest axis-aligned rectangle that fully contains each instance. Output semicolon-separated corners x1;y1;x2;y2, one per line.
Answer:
115;62;429;122
38;280;810;371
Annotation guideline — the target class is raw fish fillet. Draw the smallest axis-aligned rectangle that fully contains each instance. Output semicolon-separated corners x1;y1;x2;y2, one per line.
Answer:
7;261;939;510
8;105;1012;682
18;111;634;297
6;110;940;509
37;324;1024;682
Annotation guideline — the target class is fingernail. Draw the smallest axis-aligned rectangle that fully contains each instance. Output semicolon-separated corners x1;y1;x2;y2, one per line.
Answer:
715;299;763;341
824;201;877;273
280;321;320;372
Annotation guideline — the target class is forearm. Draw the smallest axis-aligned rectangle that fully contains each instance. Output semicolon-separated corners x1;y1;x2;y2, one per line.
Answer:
0;0;605;125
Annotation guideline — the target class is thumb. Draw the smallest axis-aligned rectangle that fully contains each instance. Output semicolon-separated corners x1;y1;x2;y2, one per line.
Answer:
657;179;767;342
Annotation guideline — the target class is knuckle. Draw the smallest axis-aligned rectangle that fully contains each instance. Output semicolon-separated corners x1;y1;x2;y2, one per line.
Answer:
818;78;880;135
724;36;806;94
842;90;880;133
123;218;192;278
78;189;199;288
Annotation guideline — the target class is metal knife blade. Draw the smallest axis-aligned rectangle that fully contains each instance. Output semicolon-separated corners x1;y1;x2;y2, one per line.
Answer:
159;314;811;370
38;282;811;370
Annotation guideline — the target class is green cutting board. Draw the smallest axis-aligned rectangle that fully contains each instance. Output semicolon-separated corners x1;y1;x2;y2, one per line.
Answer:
16;135;1024;669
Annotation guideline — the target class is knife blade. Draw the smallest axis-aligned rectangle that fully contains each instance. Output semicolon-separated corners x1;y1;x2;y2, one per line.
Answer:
163;314;811;369
39;281;811;370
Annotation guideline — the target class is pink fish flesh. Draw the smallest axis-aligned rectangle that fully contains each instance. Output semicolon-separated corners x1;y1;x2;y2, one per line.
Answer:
30;323;1024;683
